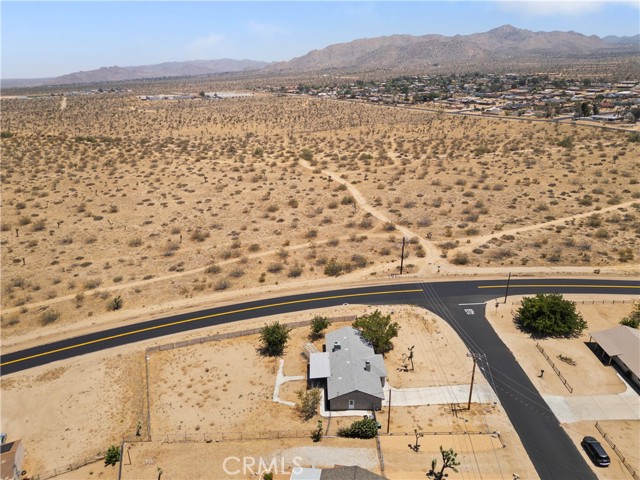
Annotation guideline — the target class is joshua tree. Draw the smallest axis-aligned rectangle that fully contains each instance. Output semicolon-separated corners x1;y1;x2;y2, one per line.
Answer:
427;446;460;479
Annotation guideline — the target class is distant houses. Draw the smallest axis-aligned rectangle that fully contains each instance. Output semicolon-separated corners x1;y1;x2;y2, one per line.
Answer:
308;326;387;411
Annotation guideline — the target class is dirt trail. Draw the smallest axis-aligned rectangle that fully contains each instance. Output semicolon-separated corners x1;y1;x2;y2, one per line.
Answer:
451;200;639;254
298;159;442;271
0;232;394;316
60;96;66;111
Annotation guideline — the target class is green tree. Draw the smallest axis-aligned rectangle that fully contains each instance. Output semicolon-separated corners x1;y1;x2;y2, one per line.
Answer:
337;418;378;439
515;294;587;338
310;316;331;340
427;446;460;479
104;444;121;466
353;310;400;355
620;303;640;329
259;321;291;356
580;101;592;117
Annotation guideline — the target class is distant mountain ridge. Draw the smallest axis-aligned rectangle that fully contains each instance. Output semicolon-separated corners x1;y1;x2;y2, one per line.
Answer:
3;26;639;87
267;25;639;73
3;59;270;88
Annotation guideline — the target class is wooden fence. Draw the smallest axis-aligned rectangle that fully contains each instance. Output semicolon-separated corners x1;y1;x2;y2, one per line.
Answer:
154;430;312;443
31;454;104;480
146;315;357;354
536;342;573;393
595;421;639;480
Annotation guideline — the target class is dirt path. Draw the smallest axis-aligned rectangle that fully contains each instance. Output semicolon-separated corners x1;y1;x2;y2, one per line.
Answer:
60;96;66;111
450;200;640;255
298;159;442;271
0;232;396;317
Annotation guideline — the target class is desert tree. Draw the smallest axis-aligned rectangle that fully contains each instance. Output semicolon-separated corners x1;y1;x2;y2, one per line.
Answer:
515;294;587;338
259;321;291;356
309;315;331;340
427;446;460;479
352;310;400;355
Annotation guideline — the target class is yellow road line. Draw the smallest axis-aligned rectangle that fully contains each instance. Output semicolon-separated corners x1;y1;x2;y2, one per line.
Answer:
1;289;423;367
478;284;640;289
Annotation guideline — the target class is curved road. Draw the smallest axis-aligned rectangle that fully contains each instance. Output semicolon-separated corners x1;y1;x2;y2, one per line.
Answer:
2;278;639;479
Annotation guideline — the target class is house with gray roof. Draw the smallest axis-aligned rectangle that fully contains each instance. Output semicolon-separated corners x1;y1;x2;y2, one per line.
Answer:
309;326;387;411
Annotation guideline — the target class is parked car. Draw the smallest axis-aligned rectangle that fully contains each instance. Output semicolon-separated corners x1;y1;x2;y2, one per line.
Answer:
581;436;610;467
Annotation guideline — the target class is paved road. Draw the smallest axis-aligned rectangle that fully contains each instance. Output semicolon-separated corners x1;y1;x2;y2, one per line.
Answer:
2;278;638;479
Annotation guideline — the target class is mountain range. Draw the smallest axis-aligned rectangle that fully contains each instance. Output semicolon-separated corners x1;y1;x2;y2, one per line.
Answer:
4;26;639;87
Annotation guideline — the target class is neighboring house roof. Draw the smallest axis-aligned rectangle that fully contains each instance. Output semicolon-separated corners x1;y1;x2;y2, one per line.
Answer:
320;465;387;480
590;325;640;378
326;327;387;400
291;467;323;480
309;352;331;379
1;440;22;480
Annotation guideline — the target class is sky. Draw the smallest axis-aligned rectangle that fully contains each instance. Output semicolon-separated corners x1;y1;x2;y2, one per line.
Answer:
2;1;639;79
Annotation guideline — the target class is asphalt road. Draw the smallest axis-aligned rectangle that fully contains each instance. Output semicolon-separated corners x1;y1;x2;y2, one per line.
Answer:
2;277;638;479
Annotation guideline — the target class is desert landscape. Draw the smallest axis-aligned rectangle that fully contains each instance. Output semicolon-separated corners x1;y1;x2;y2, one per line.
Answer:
1;91;638;347
2;12;640;480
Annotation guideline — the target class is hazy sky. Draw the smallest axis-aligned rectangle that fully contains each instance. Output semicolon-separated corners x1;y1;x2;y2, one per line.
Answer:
2;1;639;79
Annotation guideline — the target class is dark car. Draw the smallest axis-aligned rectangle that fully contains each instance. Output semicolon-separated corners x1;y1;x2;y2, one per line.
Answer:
581;436;610;467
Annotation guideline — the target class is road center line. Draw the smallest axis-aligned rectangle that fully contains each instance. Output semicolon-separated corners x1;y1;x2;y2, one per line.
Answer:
478;284;640;289
0;288;423;368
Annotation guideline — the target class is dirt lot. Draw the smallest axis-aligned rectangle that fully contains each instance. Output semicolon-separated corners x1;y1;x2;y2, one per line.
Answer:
485;294;640;479
0;303;539;478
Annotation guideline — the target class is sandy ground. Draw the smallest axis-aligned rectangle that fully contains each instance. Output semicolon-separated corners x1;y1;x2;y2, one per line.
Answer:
485;294;640;479
1;304;539;479
2;92;638;351
0;351;143;476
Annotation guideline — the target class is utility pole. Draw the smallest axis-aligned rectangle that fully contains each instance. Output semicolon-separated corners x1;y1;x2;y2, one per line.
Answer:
503;272;512;304
386;389;392;434
467;352;485;410
467;358;477;410
400;237;407;274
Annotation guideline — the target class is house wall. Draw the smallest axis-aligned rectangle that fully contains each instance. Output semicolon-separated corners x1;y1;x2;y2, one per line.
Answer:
612;357;640;389
329;391;382;411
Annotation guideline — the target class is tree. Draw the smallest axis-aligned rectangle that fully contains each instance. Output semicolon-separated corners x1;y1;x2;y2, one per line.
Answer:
515;294;587;338
296;388;321;420
337;418;378;439
353;310;400;355
620;303;640;329
311;420;323;442
104;444;121;466
310;316;331;340
580;101;592;117
259;321;291;356
427;446;460;479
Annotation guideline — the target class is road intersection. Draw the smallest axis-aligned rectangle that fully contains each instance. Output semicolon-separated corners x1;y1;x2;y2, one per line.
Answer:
2;277;638;479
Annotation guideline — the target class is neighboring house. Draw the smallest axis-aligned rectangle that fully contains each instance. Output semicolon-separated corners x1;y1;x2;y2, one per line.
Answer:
290;465;386;480
1;440;24;480
308;327;387;411
589;325;640;389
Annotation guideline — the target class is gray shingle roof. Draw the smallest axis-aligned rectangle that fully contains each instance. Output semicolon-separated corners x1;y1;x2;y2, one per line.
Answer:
326;327;387;400
320;465;387;480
